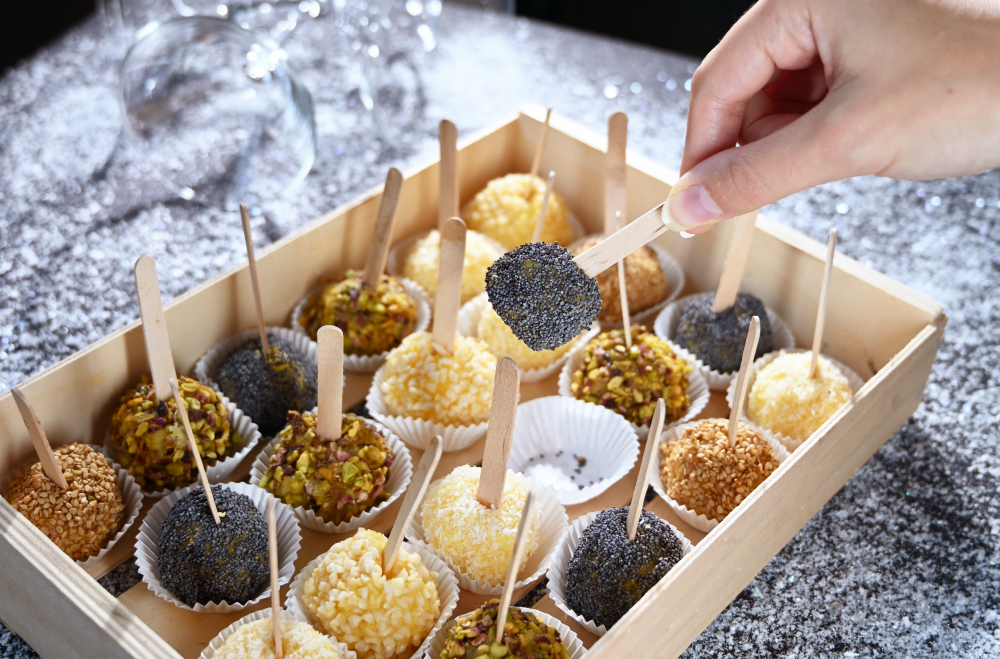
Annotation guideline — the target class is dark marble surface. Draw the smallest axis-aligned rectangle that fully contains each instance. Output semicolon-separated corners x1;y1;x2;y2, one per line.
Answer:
3;3;1000;658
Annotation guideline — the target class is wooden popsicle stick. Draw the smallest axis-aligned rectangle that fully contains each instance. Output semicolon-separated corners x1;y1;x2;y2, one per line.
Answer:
605;111;628;237
528;107;552;179
169;378;220;525
11;387;68;490
240;204;270;357
809;228;838;378
317;326;344;441
383;435;443;574
728;316;761;450
626;398;666;541
615;211;632;349
573;203;670;278
362;167;404;289
529;170;556;244
495;490;536;645
266;497;283;659
431;218;467;353
476;357;520;509
711;212;758;313
133;256;178;401
439;119;459;229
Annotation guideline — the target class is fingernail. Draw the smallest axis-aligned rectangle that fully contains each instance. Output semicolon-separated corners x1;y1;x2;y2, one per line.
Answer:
666;185;723;228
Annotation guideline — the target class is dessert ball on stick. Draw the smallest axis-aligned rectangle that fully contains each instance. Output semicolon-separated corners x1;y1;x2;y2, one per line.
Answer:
303;527;440;659
463;173;574;249
157;485;269;606
215;617;344;659
402;229;503;304
439;599;568;659
477;303;578;371
570;237;666;322
675;293;774;373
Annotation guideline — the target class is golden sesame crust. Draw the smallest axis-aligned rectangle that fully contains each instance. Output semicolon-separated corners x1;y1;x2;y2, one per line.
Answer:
570;237;666;321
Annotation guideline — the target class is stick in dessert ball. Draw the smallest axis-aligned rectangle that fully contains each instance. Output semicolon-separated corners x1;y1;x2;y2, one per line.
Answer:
11;387;68;490
728;316;761;450
477;357;521;509
711;212;758;313
626;398;666;541
316;325;344;441
605;111;628;237
240;204;270;357
615;211;633;349
362;167;404;290
266;497;283;659
169;377;221;525
529;170;556;244
529;107;552;180
495;489;536;645
439;119;459;229
134;256;179;401
809;228;838;378
432;217;467;353
383;435;443;574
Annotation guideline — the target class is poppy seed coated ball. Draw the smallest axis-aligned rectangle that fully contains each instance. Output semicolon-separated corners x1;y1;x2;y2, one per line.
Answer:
675;294;773;373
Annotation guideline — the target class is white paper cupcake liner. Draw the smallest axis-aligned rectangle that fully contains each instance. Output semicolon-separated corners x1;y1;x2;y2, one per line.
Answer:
557;333;710;440
135;481;301;613
654;292;797;391
289;278;432;372
248;418;413;533
105;398;262;498
650;418;790;533
457;293;601;383
406;476;568;595
508;396;639;506
199;608;357;659
366;367;491;452
286;540;460;659
386;230;508;304
546;509;694;637
424;606;587;659
725;348;866;452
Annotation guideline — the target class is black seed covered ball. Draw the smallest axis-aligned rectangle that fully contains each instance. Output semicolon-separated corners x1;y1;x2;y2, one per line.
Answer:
157;485;269;607
215;334;318;437
485;242;601;351
675;294;773;373
565;506;684;629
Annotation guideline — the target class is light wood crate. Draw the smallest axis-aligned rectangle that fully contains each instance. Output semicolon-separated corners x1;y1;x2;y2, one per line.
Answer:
0;107;945;659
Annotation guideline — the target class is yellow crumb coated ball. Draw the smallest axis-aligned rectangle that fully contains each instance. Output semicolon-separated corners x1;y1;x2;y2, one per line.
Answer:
402;230;503;304
420;465;539;585
477;303;577;371
463;173;574;249
747;352;852;442
303;528;440;659
215;616;343;659
379;332;496;425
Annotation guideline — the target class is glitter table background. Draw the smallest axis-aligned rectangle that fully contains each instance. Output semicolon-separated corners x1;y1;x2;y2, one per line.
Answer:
2;4;999;658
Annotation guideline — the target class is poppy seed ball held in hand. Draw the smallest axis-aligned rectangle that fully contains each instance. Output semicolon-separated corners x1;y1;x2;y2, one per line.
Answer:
485;242;601;351
675;294;773;373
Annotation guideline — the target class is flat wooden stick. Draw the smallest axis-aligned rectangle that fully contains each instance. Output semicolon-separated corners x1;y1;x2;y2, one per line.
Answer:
495;490;535;644
11;387;68;490
809;228;838;378
573;203;670;278
728;316;761;450
239;204;270;356
431;218;467;353
317;326;344;441
615;211;632;348
626;398;665;541
169;378;220;525
383;435;443;574
133;256;178;401
266;497;283;659
605;111;628;237
529;170;555;243
363;167;404;289
439;119;458;229
477;357;520;509
712;212;758;313
529;107;552;179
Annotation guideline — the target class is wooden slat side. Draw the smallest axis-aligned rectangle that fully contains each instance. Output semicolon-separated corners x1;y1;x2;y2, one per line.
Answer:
587;317;945;659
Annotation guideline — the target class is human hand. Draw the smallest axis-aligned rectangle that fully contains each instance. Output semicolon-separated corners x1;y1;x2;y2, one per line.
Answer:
666;0;1000;232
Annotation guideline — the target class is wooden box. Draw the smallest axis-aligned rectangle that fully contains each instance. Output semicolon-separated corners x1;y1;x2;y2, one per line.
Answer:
0;107;946;659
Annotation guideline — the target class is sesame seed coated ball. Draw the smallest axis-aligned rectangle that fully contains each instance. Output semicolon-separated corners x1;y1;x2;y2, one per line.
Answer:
303;528;440;659
110;376;237;491
420;465;539;586
298;270;418;355
215;616;344;659
463;173;574;249
659;419;779;521
157;485;269;607
564;507;684;630
477;303;577;371
485;242;601;351
570;237;667;322
379;332;496;425
215;334;318;437
440;599;568;659
5;443;125;562
674;294;774;373
747;352;852;442
402;229;503;304
570;327;691;427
